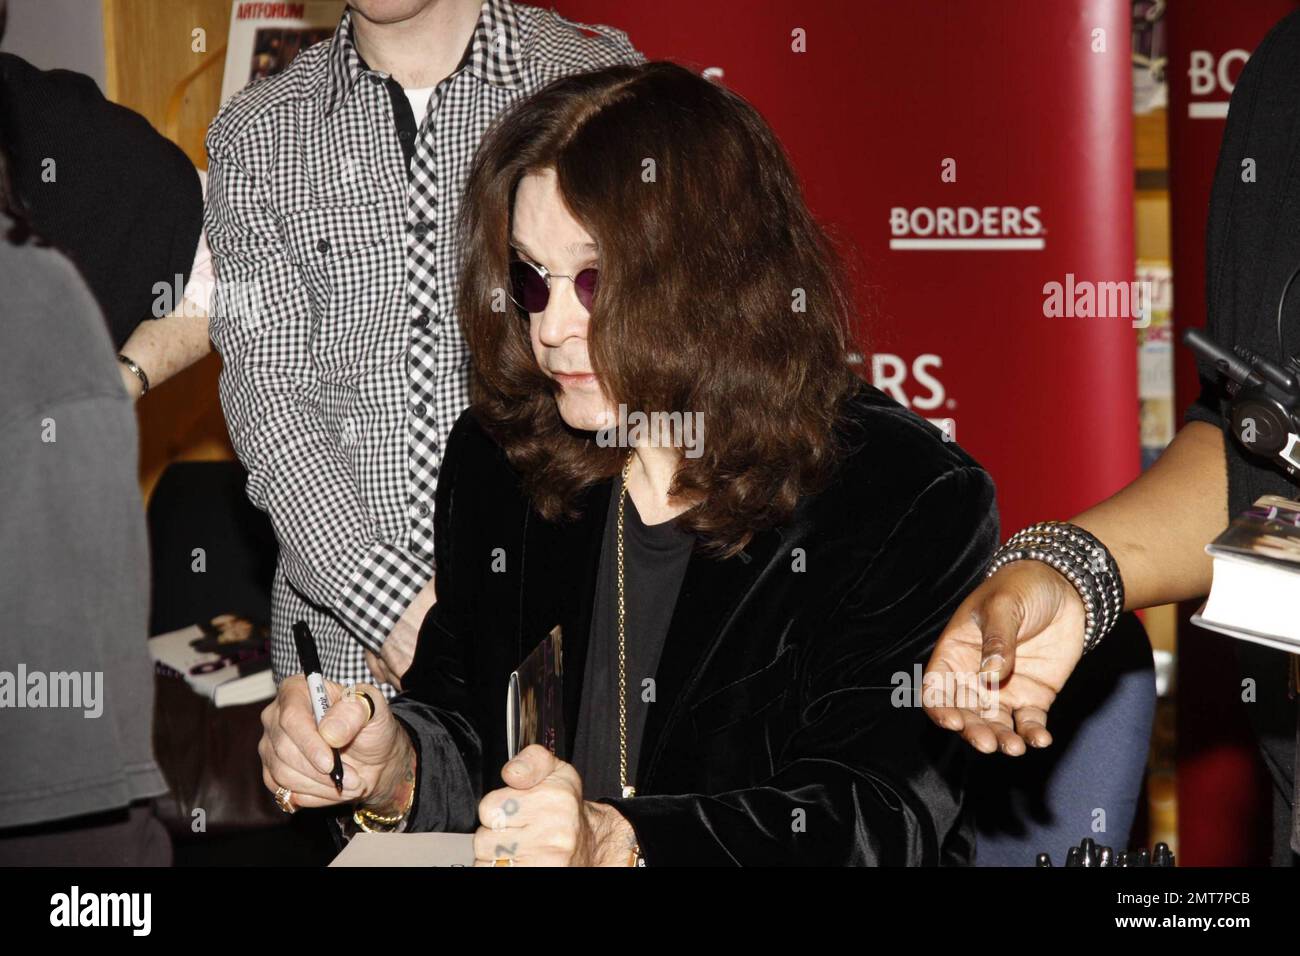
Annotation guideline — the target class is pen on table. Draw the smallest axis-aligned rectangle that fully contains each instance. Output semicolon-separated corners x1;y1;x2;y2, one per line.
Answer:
293;620;345;794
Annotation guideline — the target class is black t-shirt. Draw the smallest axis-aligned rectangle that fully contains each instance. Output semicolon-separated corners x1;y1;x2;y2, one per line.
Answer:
571;473;694;802
1183;11;1300;858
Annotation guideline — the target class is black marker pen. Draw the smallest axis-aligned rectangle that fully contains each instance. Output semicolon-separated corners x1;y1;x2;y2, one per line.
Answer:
293;621;344;794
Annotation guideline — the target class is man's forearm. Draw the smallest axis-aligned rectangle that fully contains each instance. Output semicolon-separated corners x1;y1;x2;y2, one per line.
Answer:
1071;420;1228;610
117;310;212;395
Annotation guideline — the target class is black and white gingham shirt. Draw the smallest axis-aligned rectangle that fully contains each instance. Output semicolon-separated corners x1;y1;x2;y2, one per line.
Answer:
206;1;641;691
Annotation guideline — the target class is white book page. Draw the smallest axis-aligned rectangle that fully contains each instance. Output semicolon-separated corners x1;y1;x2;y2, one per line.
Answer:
329;832;475;867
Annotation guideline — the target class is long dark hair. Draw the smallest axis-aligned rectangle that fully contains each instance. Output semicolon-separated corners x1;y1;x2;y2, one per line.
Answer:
457;62;857;556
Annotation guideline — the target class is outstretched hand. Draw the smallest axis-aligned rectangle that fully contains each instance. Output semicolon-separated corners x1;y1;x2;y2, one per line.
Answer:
923;559;1086;755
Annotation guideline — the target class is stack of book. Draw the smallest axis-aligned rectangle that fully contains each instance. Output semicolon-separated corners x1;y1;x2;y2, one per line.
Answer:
1193;495;1300;655
150;615;275;708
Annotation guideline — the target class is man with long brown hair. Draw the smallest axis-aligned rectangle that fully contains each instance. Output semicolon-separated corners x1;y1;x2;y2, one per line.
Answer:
259;62;999;866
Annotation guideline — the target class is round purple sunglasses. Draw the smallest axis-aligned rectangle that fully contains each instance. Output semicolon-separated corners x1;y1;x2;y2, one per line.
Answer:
508;257;598;314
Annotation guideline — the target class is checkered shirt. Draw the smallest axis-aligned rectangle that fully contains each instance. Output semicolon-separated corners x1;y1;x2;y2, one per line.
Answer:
205;0;642;691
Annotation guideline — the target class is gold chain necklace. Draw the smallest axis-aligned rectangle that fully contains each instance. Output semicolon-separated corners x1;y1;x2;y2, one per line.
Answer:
616;452;635;799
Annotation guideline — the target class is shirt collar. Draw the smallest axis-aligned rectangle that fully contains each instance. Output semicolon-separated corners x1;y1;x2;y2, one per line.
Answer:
322;8;365;116
322;0;523;116
464;0;525;90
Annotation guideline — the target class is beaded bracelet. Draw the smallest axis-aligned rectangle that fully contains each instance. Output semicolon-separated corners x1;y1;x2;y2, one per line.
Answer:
1031;522;1124;640
986;521;1125;655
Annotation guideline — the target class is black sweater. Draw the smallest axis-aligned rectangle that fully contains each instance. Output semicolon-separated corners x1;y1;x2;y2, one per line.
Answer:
0;52;202;349
1183;10;1300;859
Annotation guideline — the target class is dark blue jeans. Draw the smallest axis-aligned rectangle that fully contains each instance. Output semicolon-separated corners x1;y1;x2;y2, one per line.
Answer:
972;614;1156;867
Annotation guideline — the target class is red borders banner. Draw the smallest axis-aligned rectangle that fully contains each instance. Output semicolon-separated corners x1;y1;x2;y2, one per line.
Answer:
556;0;1139;536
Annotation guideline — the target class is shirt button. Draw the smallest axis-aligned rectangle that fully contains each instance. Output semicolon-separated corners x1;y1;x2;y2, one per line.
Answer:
413;502;430;519
411;402;426;418
412;221;429;239
316;238;331;254
411;314;429;329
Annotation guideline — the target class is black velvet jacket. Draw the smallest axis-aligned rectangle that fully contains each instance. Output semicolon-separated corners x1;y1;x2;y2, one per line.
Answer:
391;380;999;865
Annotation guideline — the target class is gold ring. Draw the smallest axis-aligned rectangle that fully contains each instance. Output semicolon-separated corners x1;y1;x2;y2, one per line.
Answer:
345;685;376;723
273;786;296;814
493;857;515;867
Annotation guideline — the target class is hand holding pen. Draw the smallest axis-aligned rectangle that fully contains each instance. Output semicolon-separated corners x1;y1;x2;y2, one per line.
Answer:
258;622;417;815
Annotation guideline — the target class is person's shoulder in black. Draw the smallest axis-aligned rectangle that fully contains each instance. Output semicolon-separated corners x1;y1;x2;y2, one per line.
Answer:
1192;8;1300;435
0;52;202;349
818;378;997;545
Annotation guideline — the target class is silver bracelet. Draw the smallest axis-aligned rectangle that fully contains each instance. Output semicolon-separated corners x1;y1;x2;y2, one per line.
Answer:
986;521;1124;655
117;353;150;397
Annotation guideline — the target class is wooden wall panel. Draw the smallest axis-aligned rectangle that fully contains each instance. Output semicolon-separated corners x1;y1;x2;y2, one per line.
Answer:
103;0;231;166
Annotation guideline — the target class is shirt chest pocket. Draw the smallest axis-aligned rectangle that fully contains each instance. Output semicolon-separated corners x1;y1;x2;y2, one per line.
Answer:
280;202;397;367
281;201;395;302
